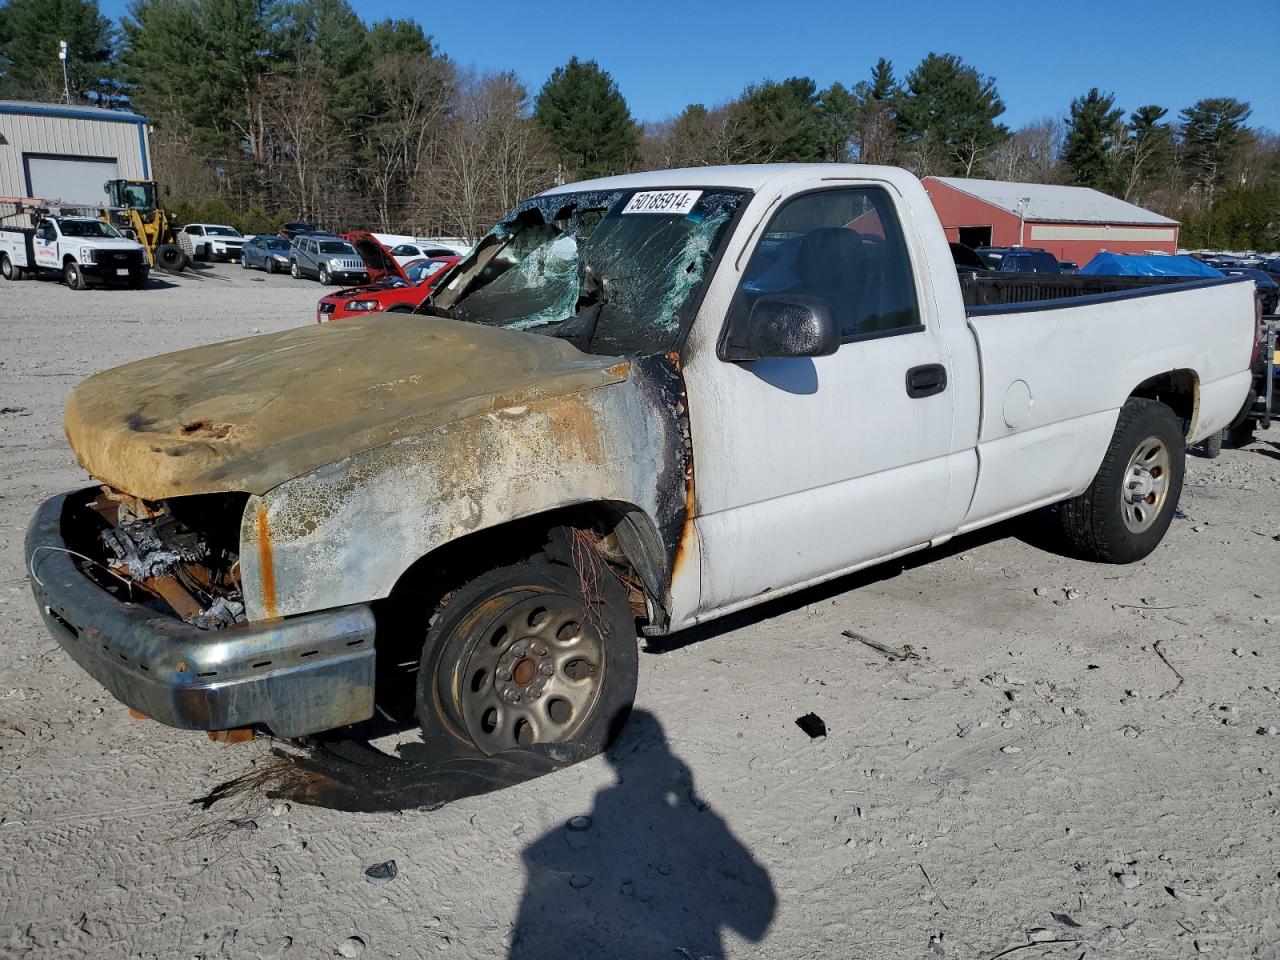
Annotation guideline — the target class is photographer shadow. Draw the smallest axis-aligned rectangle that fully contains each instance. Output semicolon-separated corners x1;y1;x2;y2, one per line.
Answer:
509;709;777;959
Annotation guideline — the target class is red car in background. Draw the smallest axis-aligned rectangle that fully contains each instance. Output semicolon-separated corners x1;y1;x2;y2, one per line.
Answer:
316;230;459;323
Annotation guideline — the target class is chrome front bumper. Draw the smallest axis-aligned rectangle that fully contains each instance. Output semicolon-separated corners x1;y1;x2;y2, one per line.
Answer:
26;491;376;738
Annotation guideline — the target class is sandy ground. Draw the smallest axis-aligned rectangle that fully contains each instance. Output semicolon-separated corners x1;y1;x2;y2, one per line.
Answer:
1;264;1279;960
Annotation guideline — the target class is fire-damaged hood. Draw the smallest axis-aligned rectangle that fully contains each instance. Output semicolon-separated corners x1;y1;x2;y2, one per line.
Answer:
64;314;632;500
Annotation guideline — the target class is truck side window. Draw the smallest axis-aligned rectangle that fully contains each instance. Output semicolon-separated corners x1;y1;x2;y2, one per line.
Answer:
738;187;922;341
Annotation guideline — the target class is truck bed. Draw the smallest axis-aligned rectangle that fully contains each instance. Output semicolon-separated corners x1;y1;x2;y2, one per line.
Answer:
959;270;1218;311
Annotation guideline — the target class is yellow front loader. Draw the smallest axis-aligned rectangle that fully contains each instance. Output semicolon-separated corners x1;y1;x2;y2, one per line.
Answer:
100;180;188;271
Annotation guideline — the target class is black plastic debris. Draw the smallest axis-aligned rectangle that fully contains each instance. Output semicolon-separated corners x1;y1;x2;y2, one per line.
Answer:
364;860;398;885
795;713;827;739
1051;911;1082;928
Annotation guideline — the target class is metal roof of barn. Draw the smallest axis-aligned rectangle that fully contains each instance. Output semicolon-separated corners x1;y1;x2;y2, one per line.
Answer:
0;100;148;124
928;176;1178;226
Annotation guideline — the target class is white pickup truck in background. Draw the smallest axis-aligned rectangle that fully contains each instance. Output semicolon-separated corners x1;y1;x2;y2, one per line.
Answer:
27;164;1257;794
1;215;150;289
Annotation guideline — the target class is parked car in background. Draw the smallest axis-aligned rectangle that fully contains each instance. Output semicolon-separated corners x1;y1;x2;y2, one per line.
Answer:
1217;267;1280;315
388;241;467;266
316;255;459;323
290;235;368;284
1058;260;1079;273
240;235;293;273
279;221;318;241
177;223;245;262
976;246;1062;273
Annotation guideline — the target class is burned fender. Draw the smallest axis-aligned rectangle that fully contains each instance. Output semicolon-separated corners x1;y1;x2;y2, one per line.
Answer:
238;354;696;623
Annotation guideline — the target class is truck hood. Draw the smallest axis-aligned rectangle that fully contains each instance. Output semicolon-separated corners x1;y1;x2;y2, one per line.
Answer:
80;238;147;253
64;314;631;500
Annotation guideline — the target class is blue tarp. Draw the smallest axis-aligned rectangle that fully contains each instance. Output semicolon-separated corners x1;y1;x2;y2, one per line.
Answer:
1079;253;1224;278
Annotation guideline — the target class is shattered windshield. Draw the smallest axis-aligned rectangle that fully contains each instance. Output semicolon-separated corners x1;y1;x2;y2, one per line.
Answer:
436;188;747;355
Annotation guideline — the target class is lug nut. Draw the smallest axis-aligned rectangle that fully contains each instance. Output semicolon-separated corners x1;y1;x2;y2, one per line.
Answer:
539;663;554;676
532;642;548;657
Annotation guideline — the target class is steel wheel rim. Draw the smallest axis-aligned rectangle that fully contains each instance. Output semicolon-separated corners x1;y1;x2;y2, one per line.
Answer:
1121;435;1171;533
453;593;606;756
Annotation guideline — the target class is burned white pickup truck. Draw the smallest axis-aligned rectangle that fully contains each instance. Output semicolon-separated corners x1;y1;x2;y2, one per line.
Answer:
28;164;1257;774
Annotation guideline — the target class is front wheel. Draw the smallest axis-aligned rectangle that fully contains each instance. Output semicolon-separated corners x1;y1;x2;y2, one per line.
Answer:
156;244;186;272
1055;398;1185;563
416;547;637;763
290;260;300;279
64;260;88;290
319;265;331;285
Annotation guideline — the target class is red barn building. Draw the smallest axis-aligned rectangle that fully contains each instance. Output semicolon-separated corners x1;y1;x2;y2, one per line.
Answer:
922;177;1179;266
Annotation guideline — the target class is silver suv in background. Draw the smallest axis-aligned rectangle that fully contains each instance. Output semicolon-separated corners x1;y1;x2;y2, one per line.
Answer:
290;235;368;285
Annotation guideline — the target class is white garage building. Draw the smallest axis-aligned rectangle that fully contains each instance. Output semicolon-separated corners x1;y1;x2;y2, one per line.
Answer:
0;100;151;208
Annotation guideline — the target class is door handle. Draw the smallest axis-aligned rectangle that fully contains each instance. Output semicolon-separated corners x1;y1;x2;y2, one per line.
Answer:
905;363;947;399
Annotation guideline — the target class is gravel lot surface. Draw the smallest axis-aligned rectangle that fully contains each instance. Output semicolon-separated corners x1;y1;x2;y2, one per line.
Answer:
2;265;1279;959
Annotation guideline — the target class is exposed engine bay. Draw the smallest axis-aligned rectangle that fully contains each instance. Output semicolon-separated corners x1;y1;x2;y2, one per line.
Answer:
74;487;248;630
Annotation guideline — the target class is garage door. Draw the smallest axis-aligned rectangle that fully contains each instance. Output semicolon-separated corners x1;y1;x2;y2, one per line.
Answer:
25;155;118;206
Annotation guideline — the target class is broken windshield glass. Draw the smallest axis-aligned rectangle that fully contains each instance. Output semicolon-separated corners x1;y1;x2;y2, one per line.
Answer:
442;188;748;355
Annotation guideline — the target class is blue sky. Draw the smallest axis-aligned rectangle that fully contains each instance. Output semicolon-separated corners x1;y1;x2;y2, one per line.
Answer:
101;0;1278;131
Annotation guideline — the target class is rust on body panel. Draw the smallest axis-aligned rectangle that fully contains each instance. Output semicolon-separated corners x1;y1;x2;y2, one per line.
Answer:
256;503;277;620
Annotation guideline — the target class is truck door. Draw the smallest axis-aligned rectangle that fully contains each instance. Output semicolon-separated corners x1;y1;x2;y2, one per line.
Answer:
33;221;59;268
686;184;961;614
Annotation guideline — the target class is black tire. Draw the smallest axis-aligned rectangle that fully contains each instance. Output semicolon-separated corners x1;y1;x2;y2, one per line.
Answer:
64;260;88;290
319;265;331;285
241;255;250;270
265;259;274;274
386;304;415;313
1056;398;1185;564
156;245;186;272
1;253;21;281
415;546;637;765
1225;419;1256;449
290;260;301;279
128;269;149;290
1199;429;1223;459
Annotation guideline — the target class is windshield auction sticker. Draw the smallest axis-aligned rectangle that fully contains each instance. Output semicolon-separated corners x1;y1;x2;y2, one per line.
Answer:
621;190;703;215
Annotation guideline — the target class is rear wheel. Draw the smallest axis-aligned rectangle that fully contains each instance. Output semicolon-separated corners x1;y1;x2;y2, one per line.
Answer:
1055;398;1185;563
64;260;88;291
0;253;21;281
1199;429;1223;459
416;548;637;763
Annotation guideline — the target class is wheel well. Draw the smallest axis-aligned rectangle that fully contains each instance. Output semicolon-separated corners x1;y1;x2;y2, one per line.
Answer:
382;503;666;632
1129;369;1198;436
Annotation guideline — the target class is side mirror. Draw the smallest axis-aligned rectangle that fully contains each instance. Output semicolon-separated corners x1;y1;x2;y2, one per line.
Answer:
720;295;841;362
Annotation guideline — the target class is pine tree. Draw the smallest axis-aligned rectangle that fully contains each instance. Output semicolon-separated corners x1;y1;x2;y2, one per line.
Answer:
534;57;638;180
1180;97;1252;194
895;53;1006;176
0;0;119;103
1063;88;1124;190
1116;105;1174;201
730;76;831;162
